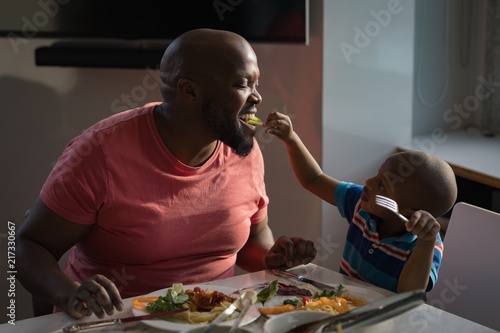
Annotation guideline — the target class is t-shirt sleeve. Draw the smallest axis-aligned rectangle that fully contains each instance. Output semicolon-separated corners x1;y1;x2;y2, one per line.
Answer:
335;182;363;223
427;234;444;292
40;130;108;224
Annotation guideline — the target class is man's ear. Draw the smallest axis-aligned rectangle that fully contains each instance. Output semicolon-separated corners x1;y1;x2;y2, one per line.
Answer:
177;77;198;102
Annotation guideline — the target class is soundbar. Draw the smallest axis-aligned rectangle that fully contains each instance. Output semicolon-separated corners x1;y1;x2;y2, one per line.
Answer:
35;44;166;69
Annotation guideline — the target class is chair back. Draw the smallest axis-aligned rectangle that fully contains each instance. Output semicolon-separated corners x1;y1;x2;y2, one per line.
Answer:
426;202;500;331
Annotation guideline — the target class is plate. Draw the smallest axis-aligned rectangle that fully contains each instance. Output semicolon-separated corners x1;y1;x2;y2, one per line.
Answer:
261;285;390;333
259;284;386;314
263;311;332;333
132;284;261;332
180;326;253;333
263;310;394;333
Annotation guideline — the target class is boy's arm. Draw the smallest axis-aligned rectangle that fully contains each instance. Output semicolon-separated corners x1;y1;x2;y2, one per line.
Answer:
397;210;441;292
397;239;436;292
266;112;340;205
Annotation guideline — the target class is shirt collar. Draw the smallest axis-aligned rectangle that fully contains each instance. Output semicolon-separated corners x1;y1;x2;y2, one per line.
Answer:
367;213;417;243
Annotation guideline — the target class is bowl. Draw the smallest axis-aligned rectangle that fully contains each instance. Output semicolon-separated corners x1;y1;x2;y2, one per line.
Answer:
179;326;253;333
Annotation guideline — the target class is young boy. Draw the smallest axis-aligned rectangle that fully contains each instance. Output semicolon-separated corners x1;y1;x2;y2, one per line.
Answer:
265;112;457;293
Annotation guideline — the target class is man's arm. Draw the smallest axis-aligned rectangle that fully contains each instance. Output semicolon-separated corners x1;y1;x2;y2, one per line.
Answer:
236;217;317;271
235;217;274;271
17;196;123;318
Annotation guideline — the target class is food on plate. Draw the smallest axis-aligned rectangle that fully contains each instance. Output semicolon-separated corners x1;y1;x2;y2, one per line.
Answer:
257;280;279;304
257;280;313;305
244;115;264;126
132;283;236;324
258;283;368;316
258;303;296;315
277;283;313;296
259;296;349;315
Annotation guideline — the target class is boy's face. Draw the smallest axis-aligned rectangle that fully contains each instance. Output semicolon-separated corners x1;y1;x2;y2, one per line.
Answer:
360;155;421;223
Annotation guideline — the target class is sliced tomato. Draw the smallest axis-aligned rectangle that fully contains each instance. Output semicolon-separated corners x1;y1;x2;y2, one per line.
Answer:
302;296;312;306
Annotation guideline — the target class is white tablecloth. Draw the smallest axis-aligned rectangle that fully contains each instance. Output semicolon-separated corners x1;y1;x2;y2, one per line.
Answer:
1;264;497;333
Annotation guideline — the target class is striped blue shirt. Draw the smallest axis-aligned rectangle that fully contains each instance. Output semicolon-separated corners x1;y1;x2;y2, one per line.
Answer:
336;182;443;292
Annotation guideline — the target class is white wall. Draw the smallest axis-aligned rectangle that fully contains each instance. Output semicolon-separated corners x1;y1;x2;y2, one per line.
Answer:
320;0;416;269
0;1;324;322
320;0;482;270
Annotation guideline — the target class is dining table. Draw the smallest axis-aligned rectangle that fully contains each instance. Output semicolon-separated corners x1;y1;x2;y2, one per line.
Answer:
1;263;497;333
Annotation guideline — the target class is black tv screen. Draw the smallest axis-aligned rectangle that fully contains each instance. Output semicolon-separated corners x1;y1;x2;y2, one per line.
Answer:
0;0;308;43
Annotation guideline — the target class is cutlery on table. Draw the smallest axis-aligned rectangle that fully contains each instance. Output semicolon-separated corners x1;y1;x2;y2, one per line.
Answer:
61;308;188;332
272;269;337;293
284;289;425;333
228;282;269;297
375;195;409;222
199;290;257;333
228;290;257;333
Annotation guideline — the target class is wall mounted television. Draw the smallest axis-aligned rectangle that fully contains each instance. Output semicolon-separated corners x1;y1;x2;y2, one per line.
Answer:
1;0;308;68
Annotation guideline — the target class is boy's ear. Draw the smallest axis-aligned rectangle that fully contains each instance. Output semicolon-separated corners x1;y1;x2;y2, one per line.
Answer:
177;77;198;102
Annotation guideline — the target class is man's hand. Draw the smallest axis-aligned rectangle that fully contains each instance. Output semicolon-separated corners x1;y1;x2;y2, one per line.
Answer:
265;236;317;269
64;274;124;319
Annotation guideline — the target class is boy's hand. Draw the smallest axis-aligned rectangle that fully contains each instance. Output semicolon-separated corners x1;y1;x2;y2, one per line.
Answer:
405;210;441;241
265;112;294;142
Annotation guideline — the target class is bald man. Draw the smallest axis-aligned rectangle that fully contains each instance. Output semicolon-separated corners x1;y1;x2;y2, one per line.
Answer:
17;29;317;319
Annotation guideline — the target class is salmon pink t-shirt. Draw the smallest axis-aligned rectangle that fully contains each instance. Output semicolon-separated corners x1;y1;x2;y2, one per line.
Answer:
40;103;269;298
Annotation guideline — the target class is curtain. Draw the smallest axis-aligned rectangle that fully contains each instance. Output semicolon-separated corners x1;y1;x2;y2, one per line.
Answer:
483;0;500;135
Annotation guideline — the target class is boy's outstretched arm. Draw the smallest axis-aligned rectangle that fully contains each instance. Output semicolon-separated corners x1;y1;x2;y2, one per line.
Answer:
397;210;441;292
265;112;340;206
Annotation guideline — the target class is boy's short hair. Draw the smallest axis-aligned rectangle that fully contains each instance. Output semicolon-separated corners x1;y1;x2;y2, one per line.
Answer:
391;150;457;217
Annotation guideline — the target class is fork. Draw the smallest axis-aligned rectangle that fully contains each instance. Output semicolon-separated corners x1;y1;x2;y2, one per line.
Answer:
228;282;269;297
375;195;409;222
228;290;257;333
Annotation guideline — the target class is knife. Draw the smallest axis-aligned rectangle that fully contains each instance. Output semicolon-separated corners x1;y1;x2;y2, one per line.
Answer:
62;308;188;332
272;269;338;292
199;290;257;333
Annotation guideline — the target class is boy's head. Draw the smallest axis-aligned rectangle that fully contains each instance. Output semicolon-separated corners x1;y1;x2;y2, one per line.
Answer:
363;150;457;219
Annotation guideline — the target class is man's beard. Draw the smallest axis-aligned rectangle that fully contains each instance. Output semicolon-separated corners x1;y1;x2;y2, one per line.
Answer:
202;101;254;157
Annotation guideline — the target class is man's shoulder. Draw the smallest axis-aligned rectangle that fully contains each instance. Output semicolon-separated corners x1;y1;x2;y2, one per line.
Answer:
88;103;158;133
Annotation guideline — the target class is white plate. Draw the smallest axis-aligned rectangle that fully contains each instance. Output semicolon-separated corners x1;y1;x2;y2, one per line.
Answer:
180;326;253;333
262;285;390;333
132;284;260;332
264;311;332;333
259;284;386;314
263;310;394;333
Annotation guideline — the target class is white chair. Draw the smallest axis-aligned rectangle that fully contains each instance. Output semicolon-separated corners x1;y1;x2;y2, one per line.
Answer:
426;202;500;331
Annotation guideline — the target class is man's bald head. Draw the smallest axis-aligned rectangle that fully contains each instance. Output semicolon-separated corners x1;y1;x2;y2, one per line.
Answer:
159;29;256;95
